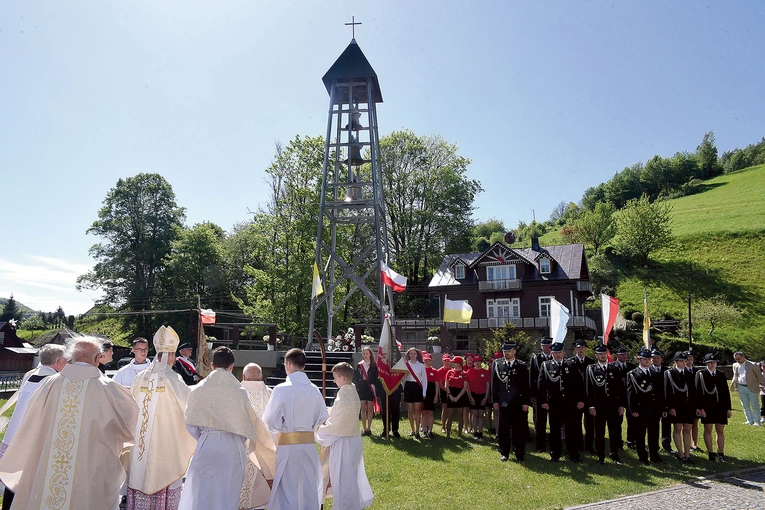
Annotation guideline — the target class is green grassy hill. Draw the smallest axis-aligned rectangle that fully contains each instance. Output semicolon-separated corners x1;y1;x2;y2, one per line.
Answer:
546;164;765;359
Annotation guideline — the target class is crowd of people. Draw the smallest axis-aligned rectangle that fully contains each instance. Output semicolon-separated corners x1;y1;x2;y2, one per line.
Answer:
0;330;373;510
354;338;764;466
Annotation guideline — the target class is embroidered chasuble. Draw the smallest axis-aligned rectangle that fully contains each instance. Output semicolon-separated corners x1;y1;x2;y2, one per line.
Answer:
127;356;196;504
239;381;278;510
0;362;138;510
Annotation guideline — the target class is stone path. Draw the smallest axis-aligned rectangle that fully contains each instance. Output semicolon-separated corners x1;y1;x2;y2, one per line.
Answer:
568;466;765;509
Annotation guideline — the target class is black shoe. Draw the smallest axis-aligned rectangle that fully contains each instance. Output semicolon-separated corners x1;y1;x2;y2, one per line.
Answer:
515;456;525;463
718;453;727;463
500;455;509;462
392;431;401;438
609;454;622;465
550;457;560;462
626;441;636;450
408;431;415;437
415;433;421;439
536;448;545;453
597;458;605;465
708;452;716;462
570;456;581;463
650;456;663;463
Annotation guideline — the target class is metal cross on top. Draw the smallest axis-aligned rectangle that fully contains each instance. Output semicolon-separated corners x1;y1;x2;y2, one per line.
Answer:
345;16;361;38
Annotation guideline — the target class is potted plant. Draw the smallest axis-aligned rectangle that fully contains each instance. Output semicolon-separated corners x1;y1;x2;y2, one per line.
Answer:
427;336;442;354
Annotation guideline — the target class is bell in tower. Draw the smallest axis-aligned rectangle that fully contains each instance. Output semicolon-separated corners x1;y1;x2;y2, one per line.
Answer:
308;28;394;347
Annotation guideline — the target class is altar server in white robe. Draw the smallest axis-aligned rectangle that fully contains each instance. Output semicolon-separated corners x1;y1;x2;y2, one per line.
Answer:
262;348;329;510
238;363;277;510
180;347;270;510
126;326;197;510
0;336;139;510
114;337;152;387
316;362;374;510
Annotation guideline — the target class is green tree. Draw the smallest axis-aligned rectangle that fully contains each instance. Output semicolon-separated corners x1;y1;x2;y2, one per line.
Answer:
471;219;506;251
562;201;616;254
77;173;186;337
613;194;673;266
21;313;46;330
236;136;325;336
0;294;23;322
696;131;720;179
605;163;643;209
380;130;482;286
163;222;227;308
693;295;743;336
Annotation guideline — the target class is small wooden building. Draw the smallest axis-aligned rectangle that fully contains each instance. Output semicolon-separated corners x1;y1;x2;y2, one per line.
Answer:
0;321;37;372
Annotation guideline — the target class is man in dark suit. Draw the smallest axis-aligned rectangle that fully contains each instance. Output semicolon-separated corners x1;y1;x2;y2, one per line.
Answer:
538;342;584;463
586;344;626;464
569;339;595;453
651;349;674;453
492;341;530;462
612;346;636;450
529;336;553;452
627;348;666;464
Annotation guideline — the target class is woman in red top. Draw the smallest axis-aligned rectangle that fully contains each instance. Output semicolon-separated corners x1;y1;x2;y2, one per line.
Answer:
467;355;490;439
445;356;470;438
353;346;378;436
420;352;440;438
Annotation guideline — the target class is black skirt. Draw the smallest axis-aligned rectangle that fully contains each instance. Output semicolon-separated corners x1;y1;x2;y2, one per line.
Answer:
403;381;424;403
471;392;487;410
357;379;376;401
439;388;448;404
448;386;470;408
423;382;437;411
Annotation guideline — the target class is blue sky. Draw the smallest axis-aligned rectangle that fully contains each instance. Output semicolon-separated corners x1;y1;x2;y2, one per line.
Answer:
2;1;764;315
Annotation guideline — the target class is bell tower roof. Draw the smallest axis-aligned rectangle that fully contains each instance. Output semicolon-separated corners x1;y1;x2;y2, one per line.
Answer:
322;39;383;103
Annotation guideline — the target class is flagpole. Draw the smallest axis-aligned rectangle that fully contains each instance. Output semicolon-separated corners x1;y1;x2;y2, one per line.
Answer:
386;312;392;441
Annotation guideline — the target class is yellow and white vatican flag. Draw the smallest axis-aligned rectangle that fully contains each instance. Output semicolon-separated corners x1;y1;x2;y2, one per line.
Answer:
312;262;324;299
444;297;473;324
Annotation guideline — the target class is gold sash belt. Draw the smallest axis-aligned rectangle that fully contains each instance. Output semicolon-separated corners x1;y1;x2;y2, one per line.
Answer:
278;431;315;445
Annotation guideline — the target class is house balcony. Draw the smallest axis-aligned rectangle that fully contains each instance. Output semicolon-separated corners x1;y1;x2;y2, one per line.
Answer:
392;315;597;331
478;278;522;292
576;280;592;293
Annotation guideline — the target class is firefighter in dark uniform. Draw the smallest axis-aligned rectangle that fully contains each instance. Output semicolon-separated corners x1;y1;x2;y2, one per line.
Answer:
695;352;733;462
651;349;674;453
627;348;666;464
538;342;584;463
585;344;625;464
529;336;553;452
491;341;530;462
612;346;635;450
569;339;595;453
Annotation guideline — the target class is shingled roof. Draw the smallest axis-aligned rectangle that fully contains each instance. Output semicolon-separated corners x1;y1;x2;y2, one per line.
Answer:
322;39;383;103
429;242;587;287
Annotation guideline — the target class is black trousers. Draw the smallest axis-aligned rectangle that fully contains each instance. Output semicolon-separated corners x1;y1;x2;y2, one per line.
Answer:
574;407;595;451
2;488;14;510
549;405;581;461
497;404;528;459
661;415;673;449
381;392;401;433
533;400;549;450
633;412;661;461
593;407;622;459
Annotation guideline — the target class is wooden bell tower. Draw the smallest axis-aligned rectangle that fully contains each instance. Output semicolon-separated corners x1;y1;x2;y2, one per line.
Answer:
308;34;393;346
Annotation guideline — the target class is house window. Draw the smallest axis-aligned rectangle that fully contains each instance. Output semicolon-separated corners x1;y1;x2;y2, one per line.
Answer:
455;263;465;279
487;264;515;281
539;296;553;317
540;258;551;274
487;298;520;318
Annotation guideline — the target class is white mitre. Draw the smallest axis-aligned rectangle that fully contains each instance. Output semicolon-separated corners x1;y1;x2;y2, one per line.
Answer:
154;325;180;353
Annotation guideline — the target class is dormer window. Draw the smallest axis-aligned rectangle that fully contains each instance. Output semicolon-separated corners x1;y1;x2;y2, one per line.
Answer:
540;258;551;274
455;263;465;279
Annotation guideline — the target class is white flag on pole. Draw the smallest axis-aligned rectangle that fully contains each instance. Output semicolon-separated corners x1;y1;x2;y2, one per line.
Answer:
550;298;570;344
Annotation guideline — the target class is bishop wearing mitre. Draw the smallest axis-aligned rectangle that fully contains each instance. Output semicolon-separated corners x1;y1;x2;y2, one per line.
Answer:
126;325;197;510
0;335;138;510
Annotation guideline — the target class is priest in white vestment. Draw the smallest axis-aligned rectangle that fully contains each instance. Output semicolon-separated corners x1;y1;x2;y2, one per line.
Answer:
180;347;271;510
114;337;152;386
316;362;374;510
127;326;197;510
0;336;139;510
239;363;278;510
262;348;329;510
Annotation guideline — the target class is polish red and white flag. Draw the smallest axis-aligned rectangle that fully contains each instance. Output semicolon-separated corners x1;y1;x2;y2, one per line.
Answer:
380;261;407;292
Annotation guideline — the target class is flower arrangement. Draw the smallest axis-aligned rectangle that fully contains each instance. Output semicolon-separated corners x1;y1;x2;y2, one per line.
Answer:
427;336;440;345
361;334;375;345
328;327;356;352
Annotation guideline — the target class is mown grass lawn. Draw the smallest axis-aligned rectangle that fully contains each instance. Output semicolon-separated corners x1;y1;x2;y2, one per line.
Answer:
345;398;765;509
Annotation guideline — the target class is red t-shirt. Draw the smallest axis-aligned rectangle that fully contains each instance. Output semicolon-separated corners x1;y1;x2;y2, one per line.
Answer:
446;369;468;389
436;366;451;387
426;366;440;383
467;367;490;394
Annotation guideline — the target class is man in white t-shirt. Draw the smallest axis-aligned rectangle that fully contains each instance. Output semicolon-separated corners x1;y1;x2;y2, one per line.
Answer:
113;337;151;387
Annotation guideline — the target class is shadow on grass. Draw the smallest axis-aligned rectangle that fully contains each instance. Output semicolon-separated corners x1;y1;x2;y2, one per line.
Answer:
368;430;481;460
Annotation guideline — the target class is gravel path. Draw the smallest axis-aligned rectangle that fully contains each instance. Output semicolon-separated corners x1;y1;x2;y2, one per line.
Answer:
568;466;765;509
